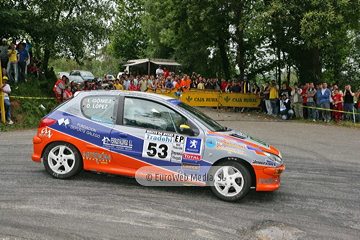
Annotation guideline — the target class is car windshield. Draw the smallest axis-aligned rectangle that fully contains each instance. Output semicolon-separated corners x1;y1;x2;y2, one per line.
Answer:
176;102;226;132
80;71;94;77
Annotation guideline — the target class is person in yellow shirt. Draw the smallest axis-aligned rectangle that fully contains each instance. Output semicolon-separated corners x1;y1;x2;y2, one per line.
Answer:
197;79;205;90
113;79;123;90
6;42;19;83
269;80;279;115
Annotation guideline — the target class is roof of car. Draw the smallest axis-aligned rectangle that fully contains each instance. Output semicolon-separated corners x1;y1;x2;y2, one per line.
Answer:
75;90;176;101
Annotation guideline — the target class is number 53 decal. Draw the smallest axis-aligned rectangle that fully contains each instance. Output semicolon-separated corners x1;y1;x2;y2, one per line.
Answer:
142;141;172;161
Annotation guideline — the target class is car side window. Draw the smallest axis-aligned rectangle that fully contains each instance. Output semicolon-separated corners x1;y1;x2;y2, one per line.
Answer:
123;97;187;132
81;96;116;124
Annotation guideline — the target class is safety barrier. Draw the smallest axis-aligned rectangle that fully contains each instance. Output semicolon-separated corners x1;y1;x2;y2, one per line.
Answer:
146;89;261;108
293;103;360;115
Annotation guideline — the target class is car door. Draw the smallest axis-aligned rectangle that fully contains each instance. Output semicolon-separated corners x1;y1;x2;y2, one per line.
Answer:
110;96;205;173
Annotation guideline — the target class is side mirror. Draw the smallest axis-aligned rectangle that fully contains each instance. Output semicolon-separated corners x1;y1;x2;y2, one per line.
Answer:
179;124;193;135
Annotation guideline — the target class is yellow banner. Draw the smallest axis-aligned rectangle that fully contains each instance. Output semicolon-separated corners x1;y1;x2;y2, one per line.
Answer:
219;93;260;107
180;92;221;107
147;89;260;107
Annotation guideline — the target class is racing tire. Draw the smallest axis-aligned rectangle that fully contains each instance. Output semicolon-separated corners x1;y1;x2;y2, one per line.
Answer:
209;161;251;202
43;142;83;179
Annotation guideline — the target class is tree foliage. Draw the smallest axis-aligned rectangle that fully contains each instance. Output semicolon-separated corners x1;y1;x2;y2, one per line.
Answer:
14;0;114;71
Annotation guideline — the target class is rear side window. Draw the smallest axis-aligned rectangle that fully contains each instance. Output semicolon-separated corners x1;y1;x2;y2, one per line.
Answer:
81;96;116;124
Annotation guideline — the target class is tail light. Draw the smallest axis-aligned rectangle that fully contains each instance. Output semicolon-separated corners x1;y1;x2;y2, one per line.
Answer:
38;118;56;128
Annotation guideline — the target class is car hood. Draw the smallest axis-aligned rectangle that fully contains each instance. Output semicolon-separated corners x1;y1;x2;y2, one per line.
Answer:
206;130;281;157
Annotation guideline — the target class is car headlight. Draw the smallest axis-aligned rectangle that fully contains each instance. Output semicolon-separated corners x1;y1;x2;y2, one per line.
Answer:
264;152;283;165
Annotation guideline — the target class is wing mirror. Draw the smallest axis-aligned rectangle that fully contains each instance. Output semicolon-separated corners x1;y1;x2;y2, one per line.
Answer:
179;124;194;135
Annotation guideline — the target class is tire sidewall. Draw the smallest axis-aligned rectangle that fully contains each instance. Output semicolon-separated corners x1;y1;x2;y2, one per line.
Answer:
43;142;82;179
209;161;251;202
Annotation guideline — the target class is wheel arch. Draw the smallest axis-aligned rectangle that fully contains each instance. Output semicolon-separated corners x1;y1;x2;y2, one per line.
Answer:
212;157;256;188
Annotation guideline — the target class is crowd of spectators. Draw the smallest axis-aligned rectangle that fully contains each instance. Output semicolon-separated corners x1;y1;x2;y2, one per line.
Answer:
53;66;360;123
0;38;43;84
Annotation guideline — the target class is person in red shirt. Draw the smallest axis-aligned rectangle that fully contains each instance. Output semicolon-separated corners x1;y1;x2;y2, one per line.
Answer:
220;78;228;92
53;75;67;102
128;80;139;91
301;83;309;119
163;66;170;79
332;89;343;123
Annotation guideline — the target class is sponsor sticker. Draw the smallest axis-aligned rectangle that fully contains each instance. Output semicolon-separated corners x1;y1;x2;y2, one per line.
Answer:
252;159;275;166
181;162;200;171
258;177;279;184
205;138;217;148
182;153;201;161
82;151;111;164
102;136;133;150
39;127;53;138
185;138;202;154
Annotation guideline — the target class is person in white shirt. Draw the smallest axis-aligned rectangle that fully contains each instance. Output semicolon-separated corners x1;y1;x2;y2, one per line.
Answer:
156;65;164;78
0;76;13;124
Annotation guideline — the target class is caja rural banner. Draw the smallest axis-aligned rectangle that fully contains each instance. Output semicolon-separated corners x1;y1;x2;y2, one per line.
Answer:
147;89;261;107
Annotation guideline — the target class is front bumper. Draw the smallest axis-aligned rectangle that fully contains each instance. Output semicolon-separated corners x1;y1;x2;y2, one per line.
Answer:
255;165;285;191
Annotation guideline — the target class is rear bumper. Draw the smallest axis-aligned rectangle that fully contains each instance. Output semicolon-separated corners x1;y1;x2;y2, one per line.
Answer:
255;165;285;191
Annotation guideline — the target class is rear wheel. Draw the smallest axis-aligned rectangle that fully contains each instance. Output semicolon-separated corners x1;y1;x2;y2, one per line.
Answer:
43;142;82;179
209;161;251;202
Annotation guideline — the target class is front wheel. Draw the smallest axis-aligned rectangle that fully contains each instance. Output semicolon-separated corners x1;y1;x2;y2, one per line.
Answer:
209;161;251;202
43;142;82;179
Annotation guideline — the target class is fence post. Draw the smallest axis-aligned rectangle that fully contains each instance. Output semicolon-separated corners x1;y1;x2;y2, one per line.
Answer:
0;61;6;123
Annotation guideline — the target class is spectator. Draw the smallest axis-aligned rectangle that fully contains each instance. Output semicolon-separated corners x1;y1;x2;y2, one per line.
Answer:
291;83;303;118
220;78;228;92
113;79;123;90
243;76;251;94
6;42;19;83
138;77;148;92
149;79;157;92
182;74;191;91
332;89;344;123
205;78;214;89
279;94;294;120
252;84;259;94
301;83;309;119
356;89;360;123
97;81;103;90
122;69;129;78
305;82;317;122
259;86;266;113
0;38;9;71
83;81;91;91
128;80;139;91
279;82;291;98
63;86;73;101
318;82;331;122
0;76;13;124
343;84;355;121
165;78;174;92
269;80;279;115
264;82;272;115
123;76;130;90
191;77;199;89
213;78;221;90
53;75;67;102
230;81;241;93
73;84;81;93
16;42;29;83
163;66;170;79
197;79;205;90
156;65;164;78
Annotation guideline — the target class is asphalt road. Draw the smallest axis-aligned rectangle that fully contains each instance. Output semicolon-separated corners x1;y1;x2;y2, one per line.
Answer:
0;117;359;239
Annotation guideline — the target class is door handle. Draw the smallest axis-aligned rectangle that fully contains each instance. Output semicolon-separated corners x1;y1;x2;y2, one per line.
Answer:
119;133;128;138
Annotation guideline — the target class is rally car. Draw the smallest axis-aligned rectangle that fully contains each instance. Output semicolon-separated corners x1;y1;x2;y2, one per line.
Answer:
32;91;285;202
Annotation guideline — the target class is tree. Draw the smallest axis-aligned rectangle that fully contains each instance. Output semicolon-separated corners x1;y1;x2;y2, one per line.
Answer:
109;0;149;62
17;0;114;72
0;1;25;38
